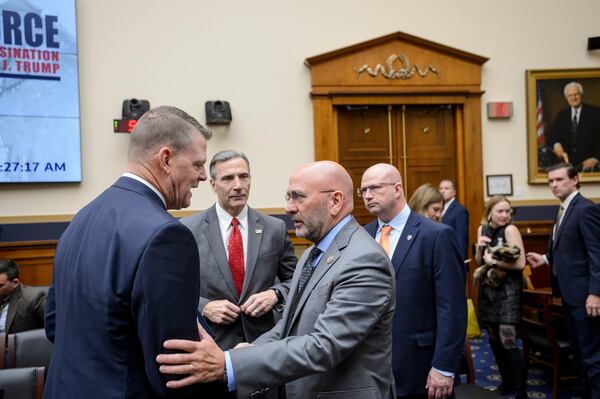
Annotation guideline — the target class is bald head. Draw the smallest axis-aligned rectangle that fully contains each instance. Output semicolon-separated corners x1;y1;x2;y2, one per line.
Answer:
285;161;354;243
363;164;402;183
360;163;405;223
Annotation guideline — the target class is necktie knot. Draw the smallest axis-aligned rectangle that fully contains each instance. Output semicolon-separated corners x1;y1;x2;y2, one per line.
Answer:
307;247;322;265
231;218;239;227
297;247;322;293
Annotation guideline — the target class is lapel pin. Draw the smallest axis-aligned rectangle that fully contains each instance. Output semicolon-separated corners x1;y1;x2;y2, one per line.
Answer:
327;256;334;264
255;229;263;234
407;235;413;241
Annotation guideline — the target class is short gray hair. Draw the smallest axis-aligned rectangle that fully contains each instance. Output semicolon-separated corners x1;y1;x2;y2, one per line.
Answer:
209;150;250;179
128;106;211;161
563;81;584;97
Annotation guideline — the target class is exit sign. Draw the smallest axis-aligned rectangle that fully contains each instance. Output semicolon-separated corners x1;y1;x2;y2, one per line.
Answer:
487;102;513;119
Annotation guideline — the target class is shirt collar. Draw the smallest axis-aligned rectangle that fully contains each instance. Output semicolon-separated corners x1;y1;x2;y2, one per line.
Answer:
443;197;455;213
561;190;579;210
122;173;166;208
315;214;352;254
378;204;410;233
215;202;249;230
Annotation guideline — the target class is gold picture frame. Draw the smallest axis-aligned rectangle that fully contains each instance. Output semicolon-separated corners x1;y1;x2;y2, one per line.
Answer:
526;68;600;183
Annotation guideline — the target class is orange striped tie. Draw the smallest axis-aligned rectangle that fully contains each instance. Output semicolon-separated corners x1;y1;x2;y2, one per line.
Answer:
379;225;392;256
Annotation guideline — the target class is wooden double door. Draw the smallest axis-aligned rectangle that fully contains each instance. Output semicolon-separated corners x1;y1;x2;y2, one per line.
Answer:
338;104;457;224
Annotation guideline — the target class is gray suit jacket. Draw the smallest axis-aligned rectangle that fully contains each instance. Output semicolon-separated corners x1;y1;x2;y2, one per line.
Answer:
229;217;396;399
181;205;296;350
5;285;46;334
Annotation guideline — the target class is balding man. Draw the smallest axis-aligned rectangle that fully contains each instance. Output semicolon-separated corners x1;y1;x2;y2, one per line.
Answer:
157;161;396;399
45;106;222;398
547;81;600;172
360;164;466;399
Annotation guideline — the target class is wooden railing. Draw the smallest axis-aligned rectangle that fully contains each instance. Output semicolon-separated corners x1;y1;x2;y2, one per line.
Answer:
0;232;313;286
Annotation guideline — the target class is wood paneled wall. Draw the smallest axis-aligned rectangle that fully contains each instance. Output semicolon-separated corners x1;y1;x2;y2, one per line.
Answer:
0;234;313;286
0;241;57;286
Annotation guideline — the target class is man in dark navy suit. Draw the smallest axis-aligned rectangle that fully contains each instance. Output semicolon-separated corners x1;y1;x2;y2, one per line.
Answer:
360;164;466;399
527;163;600;398
547;82;600;172
44;106;222;398
439;179;469;260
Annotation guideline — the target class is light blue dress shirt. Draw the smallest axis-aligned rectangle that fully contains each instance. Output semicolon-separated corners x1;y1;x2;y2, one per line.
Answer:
224;214;353;391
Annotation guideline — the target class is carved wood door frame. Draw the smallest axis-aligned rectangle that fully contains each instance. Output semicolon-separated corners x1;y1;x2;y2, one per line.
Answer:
305;32;488;297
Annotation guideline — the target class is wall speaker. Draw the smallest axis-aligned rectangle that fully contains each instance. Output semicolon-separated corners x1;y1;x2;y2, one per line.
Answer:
588;36;600;51
122;99;150;119
205;100;232;125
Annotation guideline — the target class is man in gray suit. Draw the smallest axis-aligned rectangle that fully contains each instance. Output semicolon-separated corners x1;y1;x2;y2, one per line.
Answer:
180;150;296;350
157;161;396;399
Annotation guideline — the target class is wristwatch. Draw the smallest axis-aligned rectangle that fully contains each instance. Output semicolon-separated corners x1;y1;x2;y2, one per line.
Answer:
491;259;498;267
223;363;228;385
273;288;284;304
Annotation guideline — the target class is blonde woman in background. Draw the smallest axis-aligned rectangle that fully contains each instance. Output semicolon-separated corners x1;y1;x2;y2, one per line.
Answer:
475;195;526;399
408;183;445;222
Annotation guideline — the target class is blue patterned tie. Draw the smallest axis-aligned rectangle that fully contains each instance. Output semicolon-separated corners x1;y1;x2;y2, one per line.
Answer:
297;246;322;293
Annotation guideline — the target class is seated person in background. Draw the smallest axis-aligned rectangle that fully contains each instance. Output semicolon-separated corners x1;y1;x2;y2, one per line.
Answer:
408;183;445;222
0;259;46;334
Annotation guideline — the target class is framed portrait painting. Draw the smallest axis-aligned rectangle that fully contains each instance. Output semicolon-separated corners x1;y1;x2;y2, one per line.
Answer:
526;68;600;183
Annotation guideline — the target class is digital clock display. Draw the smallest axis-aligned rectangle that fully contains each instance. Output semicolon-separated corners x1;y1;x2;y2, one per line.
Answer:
113;119;138;133
0;0;81;183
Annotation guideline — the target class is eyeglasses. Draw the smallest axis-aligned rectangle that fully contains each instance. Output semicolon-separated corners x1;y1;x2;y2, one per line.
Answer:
285;190;335;203
356;183;397;197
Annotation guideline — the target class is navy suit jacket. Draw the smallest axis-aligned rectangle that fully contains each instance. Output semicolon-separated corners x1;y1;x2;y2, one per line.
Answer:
548;104;600;167
44;177;220;398
441;200;470;260
365;212;467;396
547;193;600;308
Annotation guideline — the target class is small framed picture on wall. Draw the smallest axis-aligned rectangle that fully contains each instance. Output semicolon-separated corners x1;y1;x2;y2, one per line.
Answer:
486;174;513;197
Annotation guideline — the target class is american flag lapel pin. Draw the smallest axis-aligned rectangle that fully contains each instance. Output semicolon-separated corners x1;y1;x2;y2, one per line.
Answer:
407;234;413;241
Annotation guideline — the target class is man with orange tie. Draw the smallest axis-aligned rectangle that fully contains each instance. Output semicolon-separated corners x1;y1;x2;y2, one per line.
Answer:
360;163;467;399
180;150;296;356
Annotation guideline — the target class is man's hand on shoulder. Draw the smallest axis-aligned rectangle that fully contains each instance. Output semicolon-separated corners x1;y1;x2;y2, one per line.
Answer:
203;300;240;325
157;322;225;388
240;289;278;317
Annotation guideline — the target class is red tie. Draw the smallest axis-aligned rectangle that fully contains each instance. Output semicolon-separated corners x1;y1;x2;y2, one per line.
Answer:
228;218;245;295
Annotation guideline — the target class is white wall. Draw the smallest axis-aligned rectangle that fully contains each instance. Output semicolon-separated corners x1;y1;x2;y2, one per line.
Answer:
2;0;600;217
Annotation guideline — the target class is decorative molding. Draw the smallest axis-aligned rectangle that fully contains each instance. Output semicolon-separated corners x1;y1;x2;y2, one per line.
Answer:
355;53;440;80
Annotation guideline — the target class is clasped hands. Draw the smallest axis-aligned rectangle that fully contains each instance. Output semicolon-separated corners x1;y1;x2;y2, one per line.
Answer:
203;289;279;325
